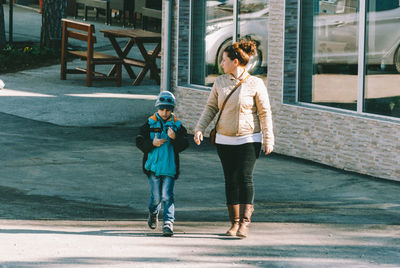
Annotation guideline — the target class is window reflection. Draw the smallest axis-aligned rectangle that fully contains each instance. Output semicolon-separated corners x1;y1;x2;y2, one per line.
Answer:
191;0;269;86
204;1;234;85
365;0;400;118
300;0;360;111
300;0;400;118
238;0;269;80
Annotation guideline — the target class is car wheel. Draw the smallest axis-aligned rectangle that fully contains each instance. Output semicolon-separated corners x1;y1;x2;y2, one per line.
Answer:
246;49;263;74
394;45;400;73
216;39;263;74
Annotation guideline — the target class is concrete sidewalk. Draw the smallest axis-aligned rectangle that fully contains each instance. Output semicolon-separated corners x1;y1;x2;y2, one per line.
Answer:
0;64;160;127
0;110;399;267
1;4;161;127
1;219;398;268
0;4;399;268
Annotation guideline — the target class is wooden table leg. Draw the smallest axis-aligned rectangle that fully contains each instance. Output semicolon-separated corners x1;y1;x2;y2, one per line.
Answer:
147;43;161;82
106;36;137;79
133;42;161;85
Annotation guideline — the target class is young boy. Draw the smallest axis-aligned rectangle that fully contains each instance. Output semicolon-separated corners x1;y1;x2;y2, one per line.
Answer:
136;91;189;237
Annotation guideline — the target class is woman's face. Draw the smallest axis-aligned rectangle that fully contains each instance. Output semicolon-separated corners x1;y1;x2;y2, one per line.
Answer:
220;52;237;74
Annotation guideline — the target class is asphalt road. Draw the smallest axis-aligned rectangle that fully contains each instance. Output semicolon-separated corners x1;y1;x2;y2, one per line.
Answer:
0;112;399;267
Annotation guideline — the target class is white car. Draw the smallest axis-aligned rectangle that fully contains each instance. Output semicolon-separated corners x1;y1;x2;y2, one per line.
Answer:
315;4;400;72
206;1;400;74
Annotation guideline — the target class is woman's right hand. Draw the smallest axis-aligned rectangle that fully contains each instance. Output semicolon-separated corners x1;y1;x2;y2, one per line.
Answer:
194;131;203;145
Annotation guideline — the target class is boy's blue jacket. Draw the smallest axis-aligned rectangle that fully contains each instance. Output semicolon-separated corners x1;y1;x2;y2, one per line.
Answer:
136;113;189;179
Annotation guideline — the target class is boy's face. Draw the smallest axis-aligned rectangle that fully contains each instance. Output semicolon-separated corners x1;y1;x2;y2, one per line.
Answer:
157;109;172;121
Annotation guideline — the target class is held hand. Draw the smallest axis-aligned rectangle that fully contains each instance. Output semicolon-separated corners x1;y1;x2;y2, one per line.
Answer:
168;128;176;140
153;133;166;147
194;131;203;145
263;144;274;155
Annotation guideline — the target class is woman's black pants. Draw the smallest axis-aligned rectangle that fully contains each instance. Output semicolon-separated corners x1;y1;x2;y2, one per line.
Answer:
216;142;261;205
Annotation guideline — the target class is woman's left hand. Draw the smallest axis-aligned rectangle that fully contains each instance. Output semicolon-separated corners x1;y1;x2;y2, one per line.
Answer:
263;144;274;155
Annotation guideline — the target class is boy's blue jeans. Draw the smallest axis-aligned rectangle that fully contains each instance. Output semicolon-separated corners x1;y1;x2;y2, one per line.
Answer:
148;173;175;223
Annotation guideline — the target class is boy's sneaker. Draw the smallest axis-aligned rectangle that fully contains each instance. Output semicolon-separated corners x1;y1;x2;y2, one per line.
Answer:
147;212;158;229
162;222;174;237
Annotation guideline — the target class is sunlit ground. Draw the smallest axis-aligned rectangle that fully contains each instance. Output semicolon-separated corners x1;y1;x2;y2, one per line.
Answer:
0;220;398;267
0;88;158;100
0;89;56;97
65;93;157;100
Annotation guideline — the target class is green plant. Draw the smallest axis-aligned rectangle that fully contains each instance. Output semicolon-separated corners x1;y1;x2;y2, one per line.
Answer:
0;43;59;74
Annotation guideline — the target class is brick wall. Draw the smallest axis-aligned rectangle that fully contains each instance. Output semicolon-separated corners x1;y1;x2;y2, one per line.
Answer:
170;0;400;182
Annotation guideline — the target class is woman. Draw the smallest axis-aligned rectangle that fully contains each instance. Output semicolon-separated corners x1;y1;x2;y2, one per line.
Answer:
194;40;274;238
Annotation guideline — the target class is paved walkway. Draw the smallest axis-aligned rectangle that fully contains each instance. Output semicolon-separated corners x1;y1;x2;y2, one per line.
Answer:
0;109;399;267
0;4;399;268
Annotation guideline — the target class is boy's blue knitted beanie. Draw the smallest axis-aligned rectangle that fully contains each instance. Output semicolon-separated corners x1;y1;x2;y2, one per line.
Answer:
155;91;175;111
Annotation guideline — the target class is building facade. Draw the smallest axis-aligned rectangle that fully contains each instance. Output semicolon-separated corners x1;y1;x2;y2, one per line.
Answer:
161;0;400;182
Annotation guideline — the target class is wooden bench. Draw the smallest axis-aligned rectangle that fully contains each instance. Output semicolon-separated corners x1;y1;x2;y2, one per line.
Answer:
147;49;161;59
60;19;123;87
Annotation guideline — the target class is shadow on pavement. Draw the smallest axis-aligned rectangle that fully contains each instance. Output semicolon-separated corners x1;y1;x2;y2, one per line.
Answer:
0;185;140;220
0;109;399;225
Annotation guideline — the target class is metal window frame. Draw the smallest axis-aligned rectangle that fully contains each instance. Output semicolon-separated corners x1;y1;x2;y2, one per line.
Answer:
295;0;301;103
233;0;239;43
187;0;193;85
357;0;367;113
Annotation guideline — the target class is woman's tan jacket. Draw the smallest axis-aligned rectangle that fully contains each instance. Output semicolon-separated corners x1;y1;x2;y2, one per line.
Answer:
194;72;274;146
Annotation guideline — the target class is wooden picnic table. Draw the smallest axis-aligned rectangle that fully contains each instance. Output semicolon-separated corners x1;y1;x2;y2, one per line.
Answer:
100;28;161;86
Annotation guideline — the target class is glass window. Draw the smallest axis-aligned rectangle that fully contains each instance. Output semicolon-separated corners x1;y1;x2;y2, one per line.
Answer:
191;0;269;87
299;0;360;111
300;0;400;119
364;0;400;118
238;1;269;80
190;1;209;86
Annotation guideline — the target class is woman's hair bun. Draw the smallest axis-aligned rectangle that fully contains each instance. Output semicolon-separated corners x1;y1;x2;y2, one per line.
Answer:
224;39;257;66
238;40;256;57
